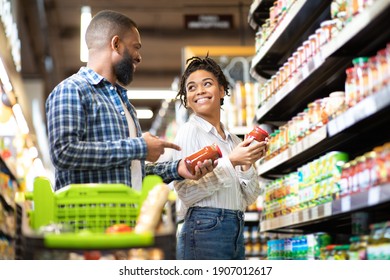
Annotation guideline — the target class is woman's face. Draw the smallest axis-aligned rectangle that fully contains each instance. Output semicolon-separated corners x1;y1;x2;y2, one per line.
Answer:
185;69;225;119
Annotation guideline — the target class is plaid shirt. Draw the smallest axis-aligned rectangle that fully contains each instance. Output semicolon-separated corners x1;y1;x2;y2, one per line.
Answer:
46;67;181;190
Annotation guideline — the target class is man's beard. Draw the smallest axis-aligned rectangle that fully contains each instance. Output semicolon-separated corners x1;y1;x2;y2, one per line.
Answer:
114;48;134;86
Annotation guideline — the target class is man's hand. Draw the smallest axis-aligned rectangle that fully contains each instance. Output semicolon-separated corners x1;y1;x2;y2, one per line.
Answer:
178;159;218;180
143;132;181;162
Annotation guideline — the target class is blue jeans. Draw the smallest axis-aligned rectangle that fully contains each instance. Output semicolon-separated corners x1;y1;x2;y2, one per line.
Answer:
176;206;245;260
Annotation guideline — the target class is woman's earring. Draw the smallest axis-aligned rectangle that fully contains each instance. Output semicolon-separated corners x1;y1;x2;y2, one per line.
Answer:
220;98;224;106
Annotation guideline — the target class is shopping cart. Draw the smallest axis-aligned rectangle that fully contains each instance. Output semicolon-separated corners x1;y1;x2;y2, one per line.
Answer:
15;175;176;260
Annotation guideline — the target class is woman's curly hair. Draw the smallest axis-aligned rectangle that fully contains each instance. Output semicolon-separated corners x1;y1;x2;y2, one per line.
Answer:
176;55;230;108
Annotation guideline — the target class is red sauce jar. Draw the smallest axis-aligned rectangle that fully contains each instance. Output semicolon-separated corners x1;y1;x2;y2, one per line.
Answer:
247;126;269;143
184;143;222;175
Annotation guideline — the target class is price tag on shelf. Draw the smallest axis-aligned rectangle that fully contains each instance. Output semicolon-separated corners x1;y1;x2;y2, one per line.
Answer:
311;206;319;220
302;209;309;221
341;196;351;212
368;187;380;206
324;202;332;216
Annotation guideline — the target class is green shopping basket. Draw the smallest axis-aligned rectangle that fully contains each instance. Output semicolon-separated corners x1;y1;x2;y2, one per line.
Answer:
25;175;166;249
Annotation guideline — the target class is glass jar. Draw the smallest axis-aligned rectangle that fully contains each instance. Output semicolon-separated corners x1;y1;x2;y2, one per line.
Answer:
326;91;345;120
320;20;337;44
356;155;369;192
283;61;290;84
364;151;378;188
377;49;389;89
367;56;379;96
184;143;222;175
293;51;300;72
339;162;351;197
307;102;317;132
288;56;296;75
373;145;387;185
352;57;370;102
287;119;295;146
315;28;326;49
297;46;306;67
349;159;358;194
303;40;312;62
279;124;288;152
345;67;357;108
248;126;269;143
308;34;319;57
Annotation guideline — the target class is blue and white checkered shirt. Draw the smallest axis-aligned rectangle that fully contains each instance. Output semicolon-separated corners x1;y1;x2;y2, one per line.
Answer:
46;67;181;190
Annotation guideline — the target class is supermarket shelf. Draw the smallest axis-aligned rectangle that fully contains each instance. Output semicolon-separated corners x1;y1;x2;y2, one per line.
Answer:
247;0;273;30
332;184;390;215
260;183;390;233
255;50;325;121
250;0;331;79
257;125;327;177
321;0;390;59
328;85;390;137
260;202;332;232
253;0;390;124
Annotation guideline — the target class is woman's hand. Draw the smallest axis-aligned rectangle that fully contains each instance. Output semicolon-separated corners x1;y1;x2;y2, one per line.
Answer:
229;137;268;169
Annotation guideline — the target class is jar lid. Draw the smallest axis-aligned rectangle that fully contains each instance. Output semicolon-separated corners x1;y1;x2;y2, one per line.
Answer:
213;143;223;158
254;126;269;137
352;57;369;64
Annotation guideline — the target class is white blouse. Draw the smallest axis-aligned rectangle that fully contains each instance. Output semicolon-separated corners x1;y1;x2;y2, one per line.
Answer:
171;114;262;221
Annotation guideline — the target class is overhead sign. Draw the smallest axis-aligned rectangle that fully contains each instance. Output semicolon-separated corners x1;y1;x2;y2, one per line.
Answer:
184;14;234;30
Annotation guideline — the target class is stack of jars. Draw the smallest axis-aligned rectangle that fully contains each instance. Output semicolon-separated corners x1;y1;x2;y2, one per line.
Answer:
255;0;296;53
257;18;342;108
345;44;390;108
262;151;349;220
338;142;390;197
265;92;347;161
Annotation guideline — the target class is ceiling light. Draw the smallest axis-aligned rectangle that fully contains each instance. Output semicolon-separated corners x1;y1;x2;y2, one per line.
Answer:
136;108;154;119
80;6;92;62
12;103;29;134
0;58;12;92
127;89;177;100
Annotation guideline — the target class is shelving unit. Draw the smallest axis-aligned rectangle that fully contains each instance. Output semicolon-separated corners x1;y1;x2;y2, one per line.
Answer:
249;0;390;237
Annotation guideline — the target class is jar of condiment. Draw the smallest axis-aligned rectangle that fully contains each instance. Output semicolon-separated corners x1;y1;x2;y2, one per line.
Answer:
315;28;326;48
308;34;319;57
350;159;359;193
364;151;378;188
185;143;222;175
303;40;312;62
320;20;337;44
356;155;369;192
288;56;296;76
352;57;370;102
297;46;306;68
377;49;389;89
345;67;357;108
339;162;351;197
247;126;269;143
326;91;345;120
